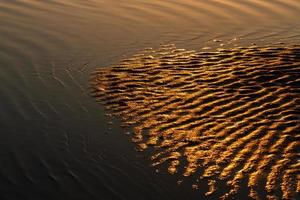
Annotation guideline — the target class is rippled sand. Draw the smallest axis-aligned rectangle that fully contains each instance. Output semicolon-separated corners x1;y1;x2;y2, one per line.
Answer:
91;44;299;199
1;0;300;199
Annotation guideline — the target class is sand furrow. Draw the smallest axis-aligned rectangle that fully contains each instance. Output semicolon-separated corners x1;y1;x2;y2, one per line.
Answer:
91;44;300;199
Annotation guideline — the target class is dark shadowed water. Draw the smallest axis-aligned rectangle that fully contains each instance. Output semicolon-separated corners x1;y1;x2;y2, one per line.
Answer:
0;1;300;200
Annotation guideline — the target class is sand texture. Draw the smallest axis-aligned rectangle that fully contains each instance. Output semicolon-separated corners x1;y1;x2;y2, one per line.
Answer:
91;44;300;199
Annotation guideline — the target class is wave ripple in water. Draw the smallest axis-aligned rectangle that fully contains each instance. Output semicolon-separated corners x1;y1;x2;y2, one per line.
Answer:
91;44;300;200
1;0;300;199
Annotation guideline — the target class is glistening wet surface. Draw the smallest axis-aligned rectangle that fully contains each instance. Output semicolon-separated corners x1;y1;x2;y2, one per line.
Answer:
0;0;300;200
91;44;300;200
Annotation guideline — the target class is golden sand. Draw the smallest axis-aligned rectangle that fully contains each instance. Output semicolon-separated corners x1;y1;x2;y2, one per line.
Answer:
91;44;299;199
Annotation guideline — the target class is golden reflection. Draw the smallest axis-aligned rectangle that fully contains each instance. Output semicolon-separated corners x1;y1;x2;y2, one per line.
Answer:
91;44;299;199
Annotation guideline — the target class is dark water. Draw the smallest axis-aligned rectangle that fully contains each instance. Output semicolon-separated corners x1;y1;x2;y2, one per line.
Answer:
0;1;300;200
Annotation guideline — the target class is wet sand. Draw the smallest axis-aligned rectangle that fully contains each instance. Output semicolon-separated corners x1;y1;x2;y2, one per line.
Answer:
1;0;300;199
91;44;300;200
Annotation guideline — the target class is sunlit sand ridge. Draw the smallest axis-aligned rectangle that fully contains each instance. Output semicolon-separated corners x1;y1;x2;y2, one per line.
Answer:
91;44;300;199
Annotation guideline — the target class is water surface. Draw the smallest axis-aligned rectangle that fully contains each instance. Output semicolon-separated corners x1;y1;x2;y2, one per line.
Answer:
0;1;300;200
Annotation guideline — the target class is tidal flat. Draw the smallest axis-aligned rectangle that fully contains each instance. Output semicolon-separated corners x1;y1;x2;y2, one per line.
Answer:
0;0;299;200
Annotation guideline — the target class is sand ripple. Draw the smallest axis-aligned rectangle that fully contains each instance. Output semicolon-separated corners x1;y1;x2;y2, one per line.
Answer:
91;44;300;199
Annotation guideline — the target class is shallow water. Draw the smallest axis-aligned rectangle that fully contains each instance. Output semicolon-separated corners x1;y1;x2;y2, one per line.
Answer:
91;44;300;199
0;1;300;200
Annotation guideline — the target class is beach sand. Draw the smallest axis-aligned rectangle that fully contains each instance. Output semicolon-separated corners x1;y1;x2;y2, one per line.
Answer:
91;44;300;200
